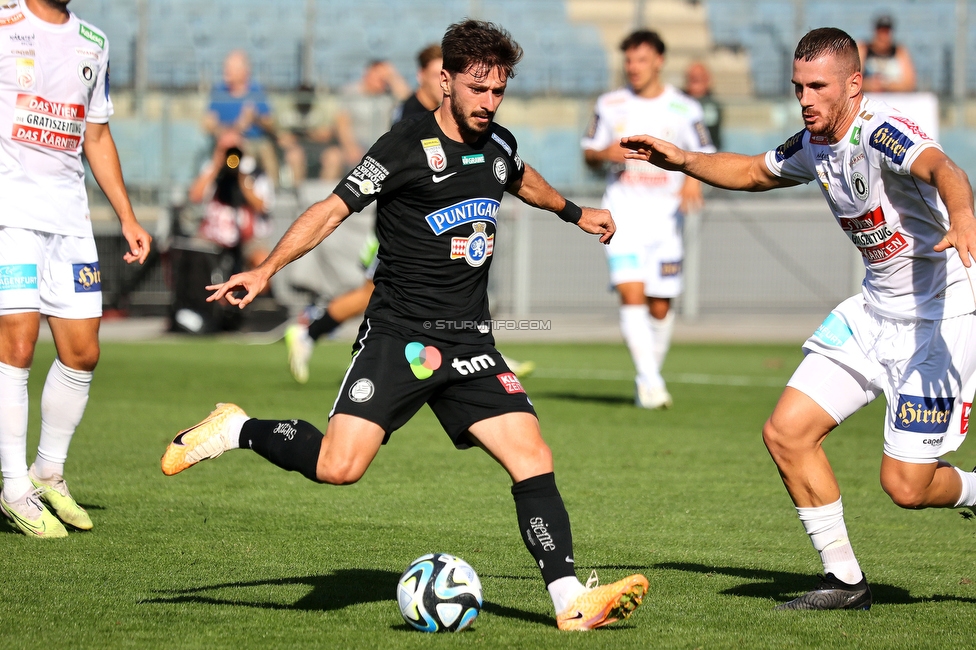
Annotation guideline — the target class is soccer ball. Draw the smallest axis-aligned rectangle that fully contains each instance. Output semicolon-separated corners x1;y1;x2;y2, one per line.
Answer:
396;553;483;632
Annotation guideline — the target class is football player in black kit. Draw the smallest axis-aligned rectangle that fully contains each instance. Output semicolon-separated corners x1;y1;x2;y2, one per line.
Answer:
162;20;647;631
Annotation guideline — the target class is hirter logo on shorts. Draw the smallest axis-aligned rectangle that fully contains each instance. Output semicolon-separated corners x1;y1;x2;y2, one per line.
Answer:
894;394;953;433
497;372;524;394
72;263;101;292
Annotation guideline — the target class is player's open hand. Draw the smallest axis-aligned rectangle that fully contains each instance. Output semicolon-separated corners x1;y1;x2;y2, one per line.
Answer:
206;268;271;309
620;135;687;171
934;213;976;267
578;206;615;244
121;221;152;264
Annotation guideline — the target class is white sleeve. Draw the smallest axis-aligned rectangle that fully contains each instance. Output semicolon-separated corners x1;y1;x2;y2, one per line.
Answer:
763;130;815;184
581;99;613;151
87;38;113;124
867;114;942;175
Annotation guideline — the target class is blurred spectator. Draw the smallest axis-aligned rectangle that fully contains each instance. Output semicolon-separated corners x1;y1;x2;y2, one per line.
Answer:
341;59;411;157
682;61;723;150
392;44;443;124
204;50;279;184
188;131;275;272
858;15;916;92
278;84;360;185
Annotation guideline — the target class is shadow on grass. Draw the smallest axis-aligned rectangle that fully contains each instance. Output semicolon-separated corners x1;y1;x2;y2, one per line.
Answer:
531;391;633;406
142;569;554;627
656;562;976;606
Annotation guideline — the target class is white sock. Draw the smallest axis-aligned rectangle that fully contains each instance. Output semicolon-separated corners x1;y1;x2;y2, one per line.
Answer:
649;311;675;368
0;361;32;501
34;359;92;479
547;575;587;614
228;414;250;449
954;466;976;507
796;497;863;585
619;305;663;389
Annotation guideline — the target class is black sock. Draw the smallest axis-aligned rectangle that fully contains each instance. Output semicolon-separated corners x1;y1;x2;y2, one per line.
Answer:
239;419;323;482
307;310;341;341
511;472;578;586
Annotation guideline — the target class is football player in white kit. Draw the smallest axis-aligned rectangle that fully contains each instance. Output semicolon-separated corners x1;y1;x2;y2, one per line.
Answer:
0;0;151;537
623;27;976;610
582;30;714;409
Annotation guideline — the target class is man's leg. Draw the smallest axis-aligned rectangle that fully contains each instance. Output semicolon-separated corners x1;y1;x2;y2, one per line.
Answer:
617;282;669;409
879;457;976;508
763;375;871;609
647;296;674;368
0;312;41;502
163;406;385;487
286;281;374;384
27;317;100;530
467;413;647;630
0;311;67;537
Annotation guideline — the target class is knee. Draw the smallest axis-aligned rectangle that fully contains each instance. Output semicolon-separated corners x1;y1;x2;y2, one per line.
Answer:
65;350;99;373
316;458;366;486
5;340;36;368
762;417;790;458
881;476;927;509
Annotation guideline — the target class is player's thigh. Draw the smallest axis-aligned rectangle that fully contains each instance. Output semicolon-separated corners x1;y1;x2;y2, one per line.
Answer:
0;227;46;366
785;352;881;429
882;313;976;464
330;320;440;439
641;231;683;299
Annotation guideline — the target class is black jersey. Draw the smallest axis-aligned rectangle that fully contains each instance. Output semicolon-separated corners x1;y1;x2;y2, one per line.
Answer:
333;111;525;344
391;93;430;125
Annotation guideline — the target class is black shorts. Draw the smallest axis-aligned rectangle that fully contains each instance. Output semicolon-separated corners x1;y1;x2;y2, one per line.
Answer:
330;318;537;448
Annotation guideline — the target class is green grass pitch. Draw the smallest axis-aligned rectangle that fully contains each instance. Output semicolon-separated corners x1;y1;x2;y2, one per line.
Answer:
2;338;975;648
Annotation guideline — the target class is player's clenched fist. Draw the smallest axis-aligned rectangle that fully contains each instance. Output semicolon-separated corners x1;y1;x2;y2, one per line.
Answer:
578;207;615;244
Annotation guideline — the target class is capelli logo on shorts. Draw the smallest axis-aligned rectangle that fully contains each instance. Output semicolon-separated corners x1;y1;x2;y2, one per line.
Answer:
72;262;101;292
0;264;38;291
894;394;953;433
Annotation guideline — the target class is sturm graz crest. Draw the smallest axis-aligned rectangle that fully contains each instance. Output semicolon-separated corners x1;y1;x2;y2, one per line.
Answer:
450;222;493;268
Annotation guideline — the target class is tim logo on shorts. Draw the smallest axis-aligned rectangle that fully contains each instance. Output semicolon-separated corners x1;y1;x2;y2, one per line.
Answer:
894;394;953;433
72;262;101;292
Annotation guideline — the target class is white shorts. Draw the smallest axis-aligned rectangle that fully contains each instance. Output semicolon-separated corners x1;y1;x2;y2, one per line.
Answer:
603;217;683;297
787;294;976;464
0;226;102;319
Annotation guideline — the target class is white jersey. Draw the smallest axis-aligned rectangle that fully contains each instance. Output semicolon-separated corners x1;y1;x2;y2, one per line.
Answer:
582;85;714;230
765;97;976;321
0;1;112;237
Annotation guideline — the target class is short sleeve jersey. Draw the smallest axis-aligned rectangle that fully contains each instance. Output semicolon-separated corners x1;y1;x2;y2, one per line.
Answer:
0;1;112;237
207;82;271;140
765;97;976;320
582;84;714;225
333;111;525;344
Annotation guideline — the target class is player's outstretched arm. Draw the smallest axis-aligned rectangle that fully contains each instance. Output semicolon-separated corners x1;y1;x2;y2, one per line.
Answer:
83;122;152;264
509;164;614;243
207;194;353;308
620;134;794;192
913;147;976;267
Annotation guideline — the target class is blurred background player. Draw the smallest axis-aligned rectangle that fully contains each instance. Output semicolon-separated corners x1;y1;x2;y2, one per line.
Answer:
858;14;916;93
285;43;534;384
623;26;976;610
0;0;151;537
582;29;714;409
683;61;723;150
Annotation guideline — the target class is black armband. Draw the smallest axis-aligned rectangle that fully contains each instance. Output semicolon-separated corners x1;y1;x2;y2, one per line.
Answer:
556;199;583;224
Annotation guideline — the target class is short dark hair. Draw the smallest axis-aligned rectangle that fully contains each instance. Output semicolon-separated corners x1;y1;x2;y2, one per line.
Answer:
441;20;523;79
794;27;860;75
620;29;666;55
417;44;442;71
